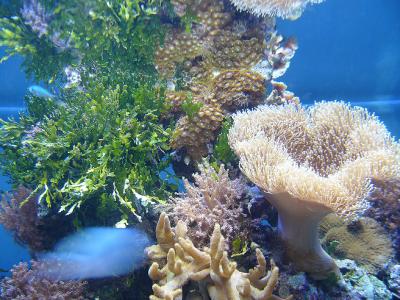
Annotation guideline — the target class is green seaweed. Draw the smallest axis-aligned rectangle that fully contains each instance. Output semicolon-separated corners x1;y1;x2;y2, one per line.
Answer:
0;0;176;225
213;117;236;164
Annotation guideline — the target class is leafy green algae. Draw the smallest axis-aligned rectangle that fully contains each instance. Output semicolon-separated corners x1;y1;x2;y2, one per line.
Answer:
0;0;177;225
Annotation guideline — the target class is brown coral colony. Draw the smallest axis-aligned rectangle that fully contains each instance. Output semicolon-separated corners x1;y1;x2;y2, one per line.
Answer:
157;0;296;161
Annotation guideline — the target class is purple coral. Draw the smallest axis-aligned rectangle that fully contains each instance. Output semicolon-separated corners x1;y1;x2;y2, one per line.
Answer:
20;0;51;38
365;178;400;260
0;260;86;300
0;187;44;251
169;161;250;249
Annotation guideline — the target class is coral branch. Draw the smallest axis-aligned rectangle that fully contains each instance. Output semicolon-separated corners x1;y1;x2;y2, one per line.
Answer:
146;213;291;300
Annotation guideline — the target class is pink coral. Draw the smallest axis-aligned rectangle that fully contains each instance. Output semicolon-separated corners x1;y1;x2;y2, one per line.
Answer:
169;161;250;249
0;260;86;300
0;187;44;251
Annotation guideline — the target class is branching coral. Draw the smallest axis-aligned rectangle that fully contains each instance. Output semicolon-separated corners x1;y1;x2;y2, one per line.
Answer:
320;215;394;273
365;178;400;259
0;260;86;300
228;0;325;20
228;101;400;279
146;213;292;300
0;186;44;251
168;161;249;249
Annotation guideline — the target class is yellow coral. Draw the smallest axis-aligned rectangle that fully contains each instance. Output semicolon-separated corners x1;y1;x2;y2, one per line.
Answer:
320;215;394;274
146;213;292;300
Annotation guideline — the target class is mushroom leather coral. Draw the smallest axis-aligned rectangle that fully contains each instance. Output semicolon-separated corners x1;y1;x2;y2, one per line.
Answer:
228;101;400;279
228;0;325;20
146;213;292;300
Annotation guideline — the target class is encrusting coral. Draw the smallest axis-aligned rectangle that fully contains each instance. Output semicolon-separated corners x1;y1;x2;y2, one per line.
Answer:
228;101;400;279
0;186;44;252
320;215;394;274
228;0;325;20
168;161;249;249
146;213;292;300
0;260;86;300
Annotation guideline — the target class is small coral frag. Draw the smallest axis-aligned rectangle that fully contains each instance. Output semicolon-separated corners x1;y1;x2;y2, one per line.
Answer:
229;101;400;279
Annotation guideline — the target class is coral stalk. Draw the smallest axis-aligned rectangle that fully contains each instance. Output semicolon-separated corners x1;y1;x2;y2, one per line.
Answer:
267;192;339;278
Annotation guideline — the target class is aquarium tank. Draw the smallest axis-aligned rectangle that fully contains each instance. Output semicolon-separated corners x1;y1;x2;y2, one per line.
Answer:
0;0;399;299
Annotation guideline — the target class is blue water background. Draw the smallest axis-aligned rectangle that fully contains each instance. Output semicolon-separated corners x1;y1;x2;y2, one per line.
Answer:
1;0;400;275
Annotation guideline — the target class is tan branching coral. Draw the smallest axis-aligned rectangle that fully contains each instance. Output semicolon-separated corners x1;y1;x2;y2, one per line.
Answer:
228;0;325;20
320;215;394;273
146;213;292;300
168;161;249;249
228;101;400;278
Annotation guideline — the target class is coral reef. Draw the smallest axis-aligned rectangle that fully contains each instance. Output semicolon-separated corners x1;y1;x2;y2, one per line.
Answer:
228;101;400;279
171;103;225;160
0;187;44;251
0;260;86;300
228;0;325;20
168;161;249;249
146;213;292;300
320;215;394;274
157;0;296;160
365;178;400;260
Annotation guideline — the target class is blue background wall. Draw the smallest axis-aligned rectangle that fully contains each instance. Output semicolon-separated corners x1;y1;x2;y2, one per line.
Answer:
278;0;400;102
0;0;399;274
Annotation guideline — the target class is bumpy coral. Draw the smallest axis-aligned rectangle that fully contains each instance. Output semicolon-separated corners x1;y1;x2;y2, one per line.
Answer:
365;178;400;259
157;0;296;160
155;33;203;77
169;161;249;249
228;0;325;19
146;213;292;300
320;215;394;273
171;103;224;159
0;187;44;251
0;261;86;300
212;70;266;111
229;101;400;278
